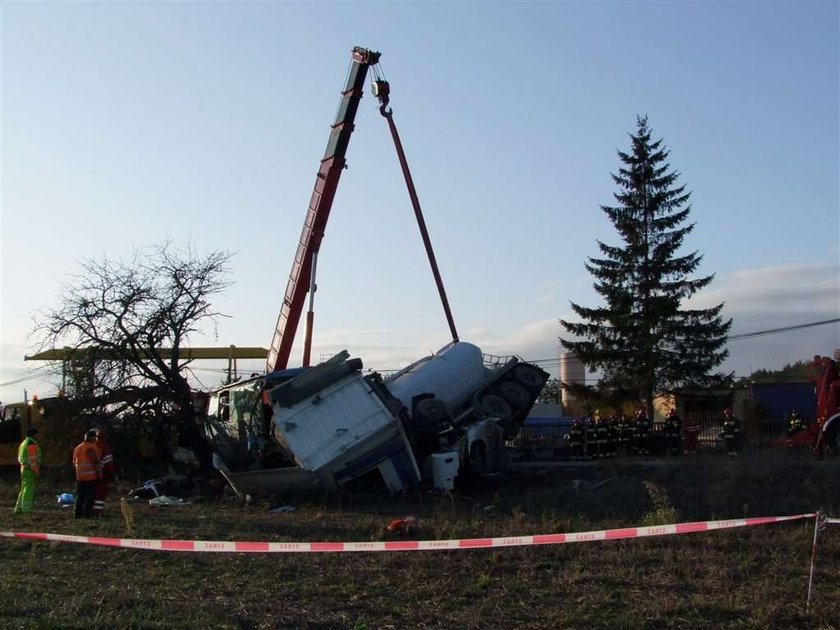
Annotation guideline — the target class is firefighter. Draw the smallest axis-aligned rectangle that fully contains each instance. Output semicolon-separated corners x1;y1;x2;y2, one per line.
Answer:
633;408;651;455
606;412;619;458
621;413;634;456
14;428;42;514
684;416;701;454
93;427;115;517
786;409;805;437
585;415;598;460
594;410;609;459
73;429;102;518
664;409;683;455
619;412;633;456
567;418;585;460
720;409;741;456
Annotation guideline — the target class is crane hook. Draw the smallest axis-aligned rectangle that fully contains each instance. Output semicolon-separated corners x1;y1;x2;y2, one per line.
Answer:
371;79;392;117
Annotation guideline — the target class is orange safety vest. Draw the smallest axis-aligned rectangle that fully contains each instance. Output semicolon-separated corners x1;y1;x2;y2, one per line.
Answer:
73;441;101;481
18;438;41;475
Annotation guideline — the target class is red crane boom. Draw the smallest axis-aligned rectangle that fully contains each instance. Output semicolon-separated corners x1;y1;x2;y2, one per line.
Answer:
266;47;381;372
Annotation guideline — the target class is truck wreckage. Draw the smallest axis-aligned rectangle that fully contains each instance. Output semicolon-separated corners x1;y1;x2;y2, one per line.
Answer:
199;47;548;495
202;342;548;495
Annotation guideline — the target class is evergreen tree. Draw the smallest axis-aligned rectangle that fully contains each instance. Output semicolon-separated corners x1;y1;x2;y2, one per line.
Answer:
560;116;731;416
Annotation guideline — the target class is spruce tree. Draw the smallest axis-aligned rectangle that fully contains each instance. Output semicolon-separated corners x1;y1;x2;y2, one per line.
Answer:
560;116;731;416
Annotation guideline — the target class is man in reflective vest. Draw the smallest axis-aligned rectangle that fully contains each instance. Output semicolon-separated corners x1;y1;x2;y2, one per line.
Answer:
787;410;805;438
684;417;701;454
73;429;102;518
664;409;683;456
93;428;115;517
567;419;584;460
14;428;42;514
634;408;652;455
720;409;741;456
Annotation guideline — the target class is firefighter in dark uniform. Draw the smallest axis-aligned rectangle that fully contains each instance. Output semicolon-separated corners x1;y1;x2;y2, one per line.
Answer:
606;412;619;458
664;408;683;455
594;411;609;459
787;409;805;437
720;408;741;456
585;415;598;461
619;413;633;457
567;418;585;460
616;413;632;455
634;408;651;455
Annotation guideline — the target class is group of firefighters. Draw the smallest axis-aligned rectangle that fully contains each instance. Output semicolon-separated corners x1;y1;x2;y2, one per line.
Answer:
566;407;744;460
14;426;115;519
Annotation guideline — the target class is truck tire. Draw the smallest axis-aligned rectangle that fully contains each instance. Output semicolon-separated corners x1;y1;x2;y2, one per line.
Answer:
511;364;545;393
496;381;530;410
478;394;512;420
413;397;449;431
823;419;840;457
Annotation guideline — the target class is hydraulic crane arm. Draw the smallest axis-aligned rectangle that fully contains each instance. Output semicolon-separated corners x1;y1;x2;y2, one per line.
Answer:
266;47;381;373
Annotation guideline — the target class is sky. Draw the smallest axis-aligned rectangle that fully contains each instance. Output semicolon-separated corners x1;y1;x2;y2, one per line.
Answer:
1;1;838;403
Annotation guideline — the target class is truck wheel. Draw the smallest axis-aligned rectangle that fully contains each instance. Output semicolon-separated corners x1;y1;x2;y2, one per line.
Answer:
496;381;530;410
823;420;840;457
512;364;544;393
413;397;449;431
478;394;512;420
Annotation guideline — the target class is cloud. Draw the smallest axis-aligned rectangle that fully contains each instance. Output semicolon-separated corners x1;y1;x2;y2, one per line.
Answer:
4;262;837;400
688;262;839;317
0;340;58;402
306;318;565;377
689;262;840;374
471;318;560;360
292;261;840;380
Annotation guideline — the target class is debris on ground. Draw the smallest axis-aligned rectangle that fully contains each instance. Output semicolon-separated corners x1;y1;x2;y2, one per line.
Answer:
268;505;296;514
148;496;187;507
128;475;194;500
386;515;418;535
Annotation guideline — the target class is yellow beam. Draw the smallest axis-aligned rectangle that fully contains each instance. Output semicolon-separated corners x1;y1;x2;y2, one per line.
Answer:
25;346;269;361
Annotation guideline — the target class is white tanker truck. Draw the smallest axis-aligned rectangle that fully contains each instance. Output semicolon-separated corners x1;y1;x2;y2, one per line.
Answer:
201;342;549;495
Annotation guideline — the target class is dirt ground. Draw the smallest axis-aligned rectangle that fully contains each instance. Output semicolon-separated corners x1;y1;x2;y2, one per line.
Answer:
0;452;838;629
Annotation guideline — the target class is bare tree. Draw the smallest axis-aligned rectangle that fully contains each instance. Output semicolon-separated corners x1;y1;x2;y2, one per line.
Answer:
33;241;233;469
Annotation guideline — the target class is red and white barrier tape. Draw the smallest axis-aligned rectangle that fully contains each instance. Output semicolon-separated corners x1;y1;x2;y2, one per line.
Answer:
826;518;839;524
0;513;816;554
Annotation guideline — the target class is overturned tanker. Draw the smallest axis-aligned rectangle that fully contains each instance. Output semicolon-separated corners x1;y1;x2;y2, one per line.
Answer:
199;341;548;495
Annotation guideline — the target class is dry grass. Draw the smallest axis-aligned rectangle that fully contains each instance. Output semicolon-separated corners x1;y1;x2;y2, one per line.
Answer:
0;452;838;629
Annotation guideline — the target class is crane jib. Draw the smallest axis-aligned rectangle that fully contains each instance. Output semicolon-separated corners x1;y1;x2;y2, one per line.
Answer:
266;48;381;373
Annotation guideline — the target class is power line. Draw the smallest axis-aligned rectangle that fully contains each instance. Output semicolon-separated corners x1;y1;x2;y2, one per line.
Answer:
529;317;840;367
0;367;55;389
727;318;840;341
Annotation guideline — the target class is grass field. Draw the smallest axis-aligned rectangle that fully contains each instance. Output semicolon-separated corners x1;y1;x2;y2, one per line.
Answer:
1;452;838;629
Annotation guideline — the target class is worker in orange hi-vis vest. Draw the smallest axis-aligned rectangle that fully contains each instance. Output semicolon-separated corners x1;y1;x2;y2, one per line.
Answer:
14;428;42;514
93;428;115;517
72;429;102;519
